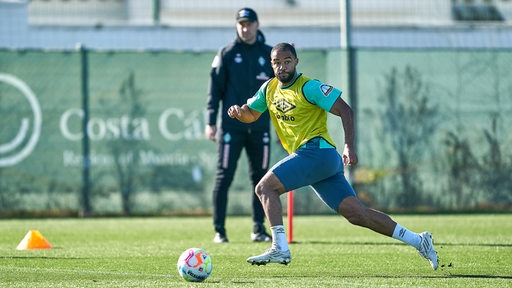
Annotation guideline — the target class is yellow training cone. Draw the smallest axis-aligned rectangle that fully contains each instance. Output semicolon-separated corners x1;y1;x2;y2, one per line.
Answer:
16;230;52;250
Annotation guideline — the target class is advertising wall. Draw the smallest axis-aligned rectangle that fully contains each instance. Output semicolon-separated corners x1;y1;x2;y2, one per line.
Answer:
0;50;218;215
1;49;511;215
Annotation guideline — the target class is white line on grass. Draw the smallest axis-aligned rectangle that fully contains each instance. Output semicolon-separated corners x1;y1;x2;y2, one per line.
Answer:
0;265;172;278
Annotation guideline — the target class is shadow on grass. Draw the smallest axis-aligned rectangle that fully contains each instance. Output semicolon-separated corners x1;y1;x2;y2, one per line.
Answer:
236;274;512;281
0;256;86;260
437;242;512;247
447;274;512;280
260;273;512;280
344;274;512;280
304;241;512;248
358;274;512;280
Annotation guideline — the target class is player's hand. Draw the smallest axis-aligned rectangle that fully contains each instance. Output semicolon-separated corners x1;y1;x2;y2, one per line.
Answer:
342;144;358;166
227;104;261;123
227;105;242;119
205;125;217;142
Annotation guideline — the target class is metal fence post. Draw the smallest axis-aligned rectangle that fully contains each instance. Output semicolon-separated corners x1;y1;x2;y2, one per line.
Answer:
78;43;91;217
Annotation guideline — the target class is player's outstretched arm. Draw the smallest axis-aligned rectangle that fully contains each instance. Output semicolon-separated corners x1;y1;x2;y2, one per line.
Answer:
227;104;262;123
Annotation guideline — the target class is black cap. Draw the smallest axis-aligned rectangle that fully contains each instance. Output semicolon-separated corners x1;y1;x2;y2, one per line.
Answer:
236;8;258;23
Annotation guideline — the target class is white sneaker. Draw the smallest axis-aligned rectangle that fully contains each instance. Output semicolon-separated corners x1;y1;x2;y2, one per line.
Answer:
213;233;228;243
417;232;438;270
247;247;292;265
251;232;272;242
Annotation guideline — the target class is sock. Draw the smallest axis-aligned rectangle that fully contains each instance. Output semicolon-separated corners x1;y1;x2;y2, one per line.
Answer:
392;223;422;249
270;225;289;251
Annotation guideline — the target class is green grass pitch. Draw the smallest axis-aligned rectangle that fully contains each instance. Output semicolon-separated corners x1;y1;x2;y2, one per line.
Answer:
0;214;510;287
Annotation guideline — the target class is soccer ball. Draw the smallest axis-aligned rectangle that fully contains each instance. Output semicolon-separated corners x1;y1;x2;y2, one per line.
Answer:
177;248;213;282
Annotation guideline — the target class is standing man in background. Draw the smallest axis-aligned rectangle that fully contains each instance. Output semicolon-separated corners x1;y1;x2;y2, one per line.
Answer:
205;8;274;243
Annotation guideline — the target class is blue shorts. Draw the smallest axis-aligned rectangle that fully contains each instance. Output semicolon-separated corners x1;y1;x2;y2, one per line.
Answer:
270;138;356;212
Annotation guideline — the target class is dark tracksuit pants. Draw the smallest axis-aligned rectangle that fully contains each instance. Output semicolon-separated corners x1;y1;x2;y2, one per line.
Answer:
213;128;270;235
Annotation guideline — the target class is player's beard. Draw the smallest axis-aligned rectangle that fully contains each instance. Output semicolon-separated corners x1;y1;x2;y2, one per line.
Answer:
277;68;296;84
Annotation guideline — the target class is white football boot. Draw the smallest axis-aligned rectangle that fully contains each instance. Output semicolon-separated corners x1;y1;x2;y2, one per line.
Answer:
247;247;291;265
417;231;439;270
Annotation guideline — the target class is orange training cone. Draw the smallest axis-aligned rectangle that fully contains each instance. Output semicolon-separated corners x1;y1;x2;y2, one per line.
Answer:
16;230;52;250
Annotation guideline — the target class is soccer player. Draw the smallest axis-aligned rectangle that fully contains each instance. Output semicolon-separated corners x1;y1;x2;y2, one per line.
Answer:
206;8;274;243
227;42;439;270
